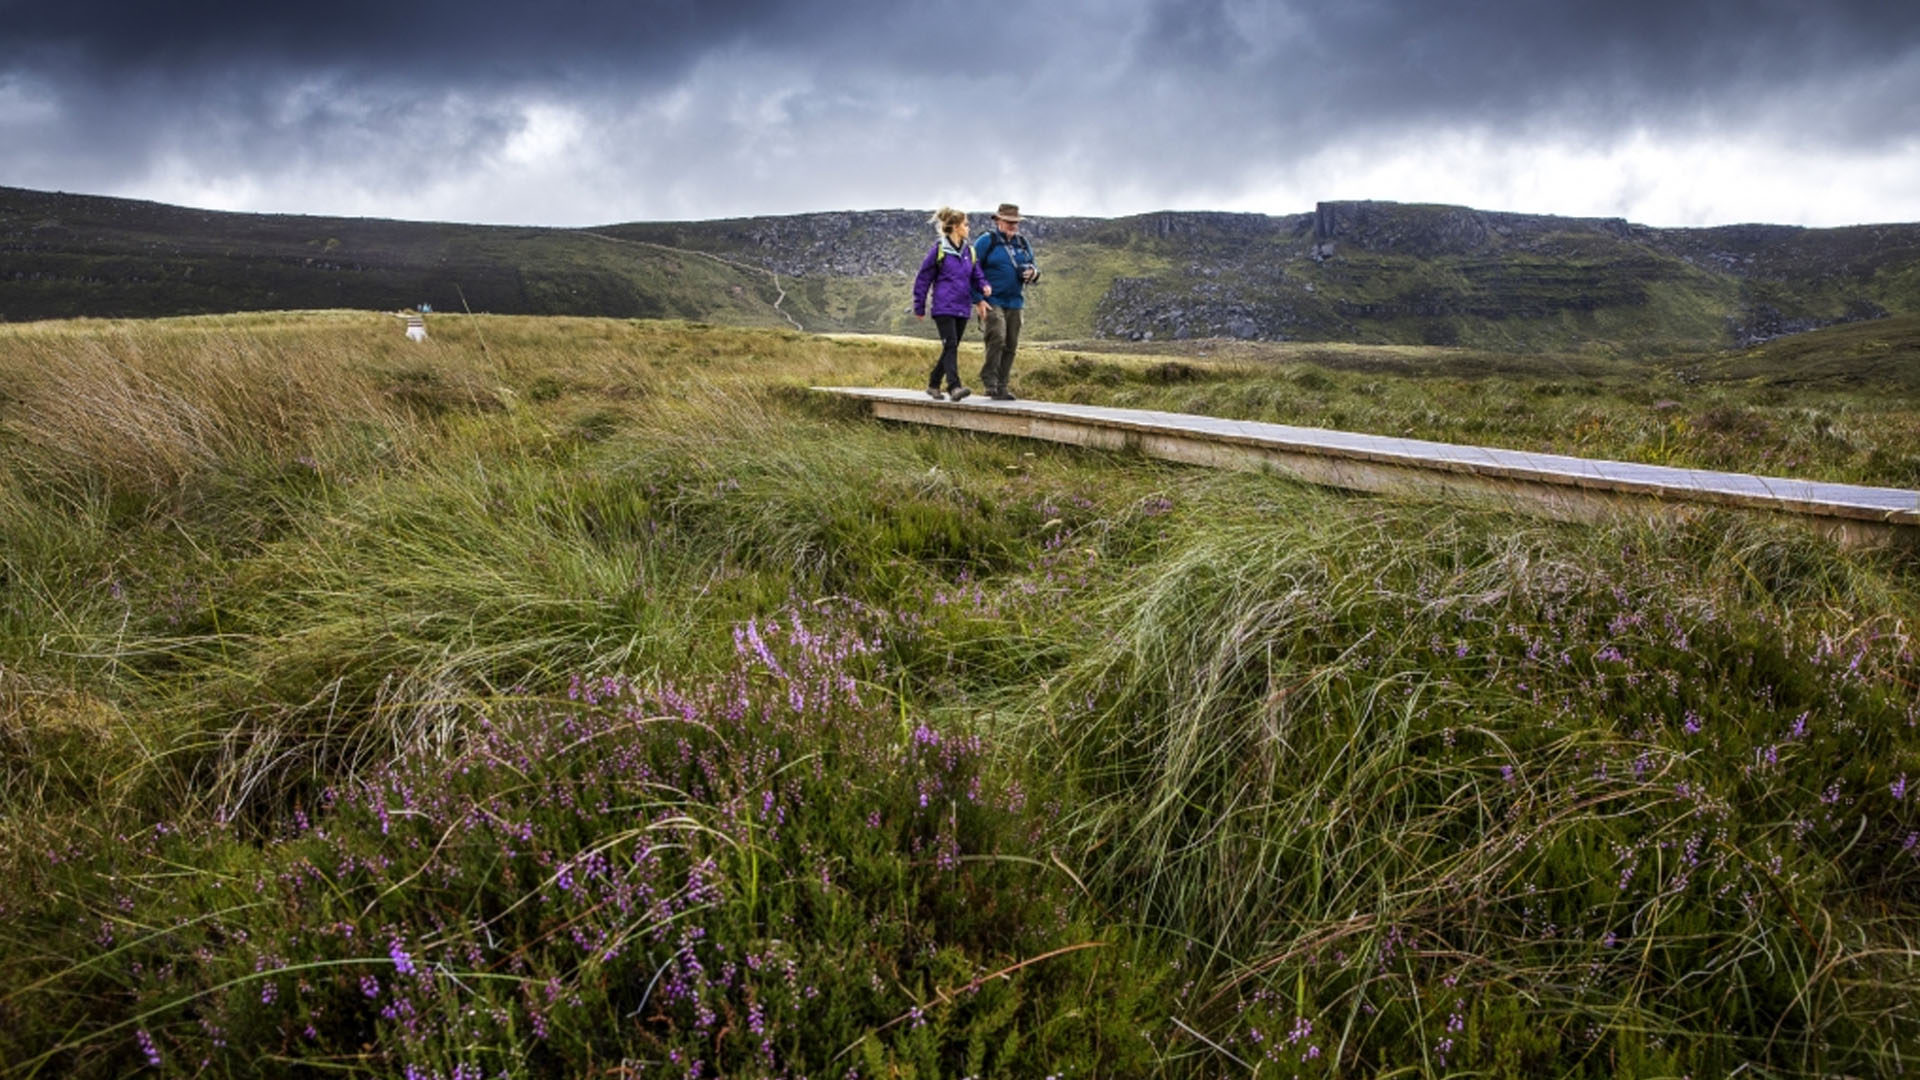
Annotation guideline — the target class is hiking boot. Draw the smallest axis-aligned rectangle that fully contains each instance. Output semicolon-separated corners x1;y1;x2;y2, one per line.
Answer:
947;385;972;402
987;388;1012;400
998;387;1019;401
926;387;946;400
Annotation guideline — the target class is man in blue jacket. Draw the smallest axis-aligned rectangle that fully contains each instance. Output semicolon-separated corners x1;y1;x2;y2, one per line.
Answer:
971;203;1039;400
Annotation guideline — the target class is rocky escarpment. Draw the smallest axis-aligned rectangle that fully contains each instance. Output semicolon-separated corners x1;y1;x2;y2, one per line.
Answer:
1093;274;1306;342
1309;200;1640;257
1646;220;1920;344
1082;201;1920;348
1087;213;1320;341
1088;203;1691;345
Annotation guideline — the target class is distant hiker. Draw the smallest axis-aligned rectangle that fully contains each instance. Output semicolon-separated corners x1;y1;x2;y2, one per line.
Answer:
971;202;1039;400
912;206;991;402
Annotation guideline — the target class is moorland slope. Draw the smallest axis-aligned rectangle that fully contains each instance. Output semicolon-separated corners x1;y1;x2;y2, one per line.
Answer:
6;185;1919;352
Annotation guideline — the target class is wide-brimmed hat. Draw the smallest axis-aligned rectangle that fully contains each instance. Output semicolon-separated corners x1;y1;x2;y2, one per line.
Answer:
992;203;1024;222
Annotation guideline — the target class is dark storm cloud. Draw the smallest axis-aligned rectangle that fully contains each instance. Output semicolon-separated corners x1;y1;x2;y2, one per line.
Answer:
0;0;881;85
0;0;939;202
998;0;1920;218
7;0;1917;132
1131;0;1920;143
2;0;1917;223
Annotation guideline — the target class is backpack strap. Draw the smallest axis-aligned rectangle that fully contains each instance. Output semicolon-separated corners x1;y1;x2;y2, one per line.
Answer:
976;230;1001;267
935;235;975;273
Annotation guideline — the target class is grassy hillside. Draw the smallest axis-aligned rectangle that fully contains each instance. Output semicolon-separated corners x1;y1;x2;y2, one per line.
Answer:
0;188;799;326
2;313;1918;1076
10;187;1920;357
1681;312;1920;392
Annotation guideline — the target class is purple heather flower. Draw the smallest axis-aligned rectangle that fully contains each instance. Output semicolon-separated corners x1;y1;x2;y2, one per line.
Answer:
389;939;416;976
134;1029;161;1068
736;618;789;680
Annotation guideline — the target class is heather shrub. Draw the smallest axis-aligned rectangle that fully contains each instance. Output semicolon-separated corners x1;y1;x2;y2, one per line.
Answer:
3;604;1165;1078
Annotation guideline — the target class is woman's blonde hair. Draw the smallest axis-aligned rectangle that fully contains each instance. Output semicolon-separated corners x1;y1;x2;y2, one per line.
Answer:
931;206;968;238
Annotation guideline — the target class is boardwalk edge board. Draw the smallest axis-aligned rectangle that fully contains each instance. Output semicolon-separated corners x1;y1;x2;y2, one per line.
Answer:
814;387;1920;549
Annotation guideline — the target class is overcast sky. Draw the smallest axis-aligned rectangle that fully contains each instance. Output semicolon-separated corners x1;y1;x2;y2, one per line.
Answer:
3;0;1917;228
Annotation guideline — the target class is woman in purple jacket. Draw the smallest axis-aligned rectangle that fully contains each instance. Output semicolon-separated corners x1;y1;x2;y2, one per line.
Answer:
912;207;991;401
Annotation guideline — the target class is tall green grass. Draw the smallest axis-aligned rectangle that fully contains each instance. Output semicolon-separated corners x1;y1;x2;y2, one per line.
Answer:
1031;490;1920;1074
2;312;1916;1076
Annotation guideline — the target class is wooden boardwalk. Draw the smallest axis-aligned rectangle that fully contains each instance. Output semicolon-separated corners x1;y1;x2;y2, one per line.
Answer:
816;387;1920;548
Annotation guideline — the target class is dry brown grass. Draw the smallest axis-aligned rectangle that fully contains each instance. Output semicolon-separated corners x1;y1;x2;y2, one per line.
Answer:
0;314;937;500
0;313;496;493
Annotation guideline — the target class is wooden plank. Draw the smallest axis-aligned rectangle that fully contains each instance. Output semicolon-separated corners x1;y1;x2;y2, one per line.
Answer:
815;387;1920;547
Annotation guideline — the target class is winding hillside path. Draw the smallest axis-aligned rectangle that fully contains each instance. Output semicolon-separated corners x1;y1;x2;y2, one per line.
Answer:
817;387;1920;548
578;231;805;332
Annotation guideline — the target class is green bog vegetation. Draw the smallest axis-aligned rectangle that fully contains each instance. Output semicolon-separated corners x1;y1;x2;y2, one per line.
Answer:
1;311;1918;1077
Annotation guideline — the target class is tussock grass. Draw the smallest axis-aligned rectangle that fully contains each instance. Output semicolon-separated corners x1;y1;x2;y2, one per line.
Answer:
1033;490;1920;1073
